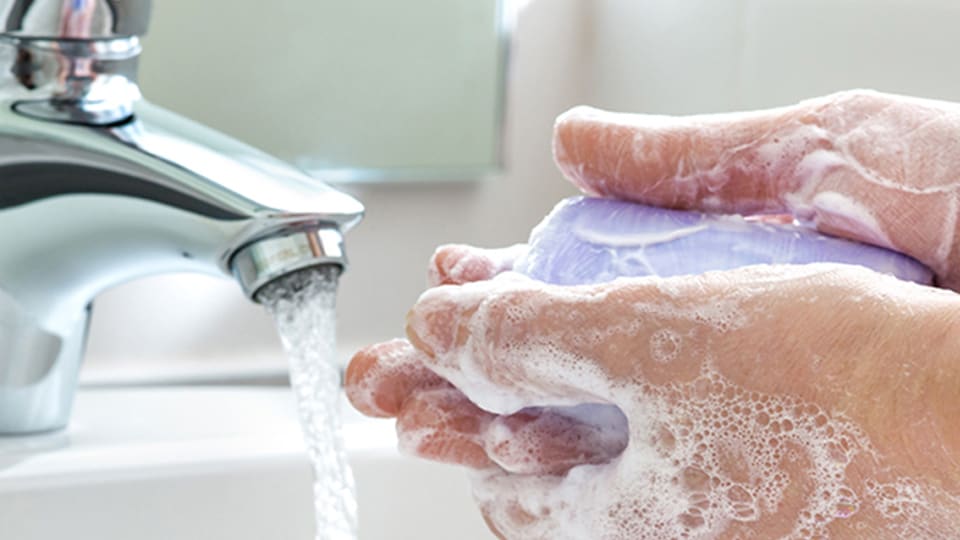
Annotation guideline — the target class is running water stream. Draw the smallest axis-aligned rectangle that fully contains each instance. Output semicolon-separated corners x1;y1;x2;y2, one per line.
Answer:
258;266;357;540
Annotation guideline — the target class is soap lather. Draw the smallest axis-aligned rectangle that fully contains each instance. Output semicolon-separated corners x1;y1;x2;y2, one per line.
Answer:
515;196;933;286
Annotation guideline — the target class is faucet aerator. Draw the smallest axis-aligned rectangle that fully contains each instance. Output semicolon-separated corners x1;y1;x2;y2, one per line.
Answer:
231;228;348;301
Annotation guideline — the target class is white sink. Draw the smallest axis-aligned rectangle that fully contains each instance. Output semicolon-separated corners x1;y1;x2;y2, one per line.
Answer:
0;386;492;540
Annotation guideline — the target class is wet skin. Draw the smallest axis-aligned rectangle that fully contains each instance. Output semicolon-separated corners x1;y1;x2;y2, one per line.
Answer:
345;90;960;538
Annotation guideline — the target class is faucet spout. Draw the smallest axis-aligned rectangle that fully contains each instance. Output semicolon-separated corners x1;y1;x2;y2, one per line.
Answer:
0;0;365;433
0;101;363;335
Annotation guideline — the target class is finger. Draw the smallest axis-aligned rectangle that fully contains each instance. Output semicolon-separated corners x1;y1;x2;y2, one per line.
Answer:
345;339;449;418
553;103;805;214
396;387;495;469
484;404;629;475
481;513;508;540
427;244;529;287
472;470;569;539
406;264;880;413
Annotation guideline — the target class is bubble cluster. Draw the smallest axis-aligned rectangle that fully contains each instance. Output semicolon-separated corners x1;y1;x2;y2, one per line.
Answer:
429;244;530;286
649;329;681;364
404;239;960;538
861;478;960;538
468;365;958;539
395;387;491;469
866;478;927;521
611;370;869;538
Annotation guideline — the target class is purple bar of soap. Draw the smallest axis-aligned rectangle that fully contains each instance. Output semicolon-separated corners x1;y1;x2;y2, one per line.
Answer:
514;197;934;286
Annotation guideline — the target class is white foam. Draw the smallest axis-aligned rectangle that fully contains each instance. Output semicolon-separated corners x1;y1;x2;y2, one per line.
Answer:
808;191;893;247
408;263;960;537
863;478;960;538
396;387;487;463
466;366;960;539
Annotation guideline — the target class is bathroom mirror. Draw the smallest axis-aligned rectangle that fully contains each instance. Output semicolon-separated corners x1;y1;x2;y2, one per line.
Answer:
139;0;509;183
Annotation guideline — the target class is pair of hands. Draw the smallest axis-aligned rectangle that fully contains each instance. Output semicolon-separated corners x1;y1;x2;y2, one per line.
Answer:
346;90;960;539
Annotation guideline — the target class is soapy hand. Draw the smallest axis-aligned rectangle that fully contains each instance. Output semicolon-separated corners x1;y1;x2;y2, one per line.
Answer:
554;89;960;289
350;260;960;538
346;90;960;538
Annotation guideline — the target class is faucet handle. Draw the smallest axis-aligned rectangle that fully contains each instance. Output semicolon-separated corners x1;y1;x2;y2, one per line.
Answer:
0;0;151;40
0;0;149;124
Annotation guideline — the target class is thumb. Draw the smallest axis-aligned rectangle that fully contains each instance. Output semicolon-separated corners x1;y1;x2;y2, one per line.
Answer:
427;244;528;287
405;274;718;414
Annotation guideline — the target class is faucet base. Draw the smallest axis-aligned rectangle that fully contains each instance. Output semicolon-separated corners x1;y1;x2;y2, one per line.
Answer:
0;303;89;434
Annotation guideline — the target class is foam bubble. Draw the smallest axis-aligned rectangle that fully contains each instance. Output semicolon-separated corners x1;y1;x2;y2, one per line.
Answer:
408;265;960;536
649;329;681;364
466;366;960;539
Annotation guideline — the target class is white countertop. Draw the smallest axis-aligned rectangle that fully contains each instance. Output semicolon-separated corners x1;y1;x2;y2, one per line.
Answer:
0;386;492;540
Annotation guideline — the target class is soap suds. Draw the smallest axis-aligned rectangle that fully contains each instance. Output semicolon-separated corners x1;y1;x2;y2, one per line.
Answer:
808;191;892;248
649;329;681;364
468;367;959;539
407;265;959;538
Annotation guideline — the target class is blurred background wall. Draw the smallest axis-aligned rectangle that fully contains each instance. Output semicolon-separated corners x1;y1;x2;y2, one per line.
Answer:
83;0;960;381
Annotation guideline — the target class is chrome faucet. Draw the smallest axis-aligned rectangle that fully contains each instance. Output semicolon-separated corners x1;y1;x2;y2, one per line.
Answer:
0;0;364;434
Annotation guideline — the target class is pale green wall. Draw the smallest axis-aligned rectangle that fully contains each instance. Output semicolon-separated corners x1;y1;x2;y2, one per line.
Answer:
140;0;504;178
